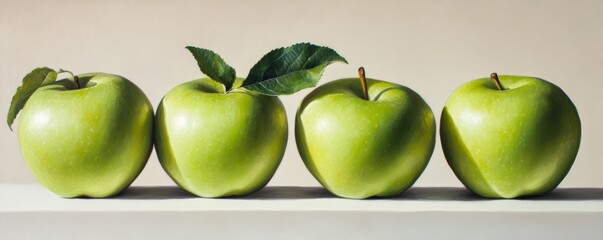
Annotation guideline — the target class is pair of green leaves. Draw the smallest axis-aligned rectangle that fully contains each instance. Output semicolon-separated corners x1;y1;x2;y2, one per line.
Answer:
186;42;347;95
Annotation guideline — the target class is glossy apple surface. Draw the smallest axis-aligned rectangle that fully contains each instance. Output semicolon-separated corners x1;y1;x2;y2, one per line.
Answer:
440;75;581;198
155;78;287;198
296;78;435;199
18;73;153;198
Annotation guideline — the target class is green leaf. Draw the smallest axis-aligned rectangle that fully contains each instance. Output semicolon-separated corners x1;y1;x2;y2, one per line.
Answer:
243;65;327;95
186;46;236;91
242;43;347;95
7;67;57;130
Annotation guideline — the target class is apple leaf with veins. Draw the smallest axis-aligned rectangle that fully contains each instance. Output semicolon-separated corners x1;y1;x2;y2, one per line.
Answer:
7;67;58;130
242;43;348;95
186;42;347;96
186;46;236;91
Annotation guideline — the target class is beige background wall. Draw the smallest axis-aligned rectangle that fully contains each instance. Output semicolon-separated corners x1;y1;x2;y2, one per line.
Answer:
1;0;601;188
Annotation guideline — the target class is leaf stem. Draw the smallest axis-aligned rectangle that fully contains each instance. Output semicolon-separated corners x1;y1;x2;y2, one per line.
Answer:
358;67;369;100
490;72;504;91
59;69;80;89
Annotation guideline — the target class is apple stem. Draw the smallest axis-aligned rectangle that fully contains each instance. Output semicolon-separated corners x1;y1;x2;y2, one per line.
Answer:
490;72;504;91
59;69;81;89
358;67;369;100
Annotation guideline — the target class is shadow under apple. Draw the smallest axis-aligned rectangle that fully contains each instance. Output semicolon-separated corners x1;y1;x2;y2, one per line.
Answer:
113;186;603;200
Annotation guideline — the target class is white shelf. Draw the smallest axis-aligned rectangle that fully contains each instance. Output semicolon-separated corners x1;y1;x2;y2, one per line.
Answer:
2;184;603;240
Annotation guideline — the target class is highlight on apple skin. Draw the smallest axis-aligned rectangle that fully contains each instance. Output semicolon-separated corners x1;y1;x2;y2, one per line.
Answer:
440;73;581;199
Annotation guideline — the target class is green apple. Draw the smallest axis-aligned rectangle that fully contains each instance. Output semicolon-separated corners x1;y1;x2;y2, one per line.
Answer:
9;69;153;198
440;73;581;198
155;78;287;197
296;68;436;199
155;43;346;197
